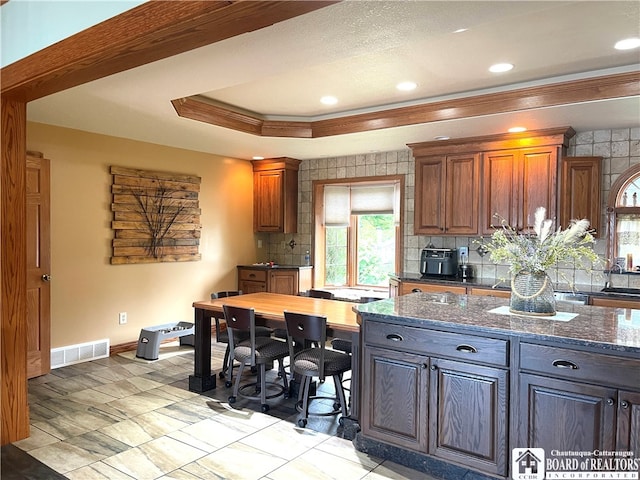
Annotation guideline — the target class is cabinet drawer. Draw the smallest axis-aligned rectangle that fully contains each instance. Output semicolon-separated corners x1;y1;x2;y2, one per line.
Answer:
470;287;510;299
401;282;466;296
520;343;639;390
364;322;508;367
239;269;267;282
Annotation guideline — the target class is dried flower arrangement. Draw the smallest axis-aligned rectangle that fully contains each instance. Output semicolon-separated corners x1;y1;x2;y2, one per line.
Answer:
483;207;601;283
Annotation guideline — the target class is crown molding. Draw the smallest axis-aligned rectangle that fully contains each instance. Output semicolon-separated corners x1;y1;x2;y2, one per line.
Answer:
172;71;640;139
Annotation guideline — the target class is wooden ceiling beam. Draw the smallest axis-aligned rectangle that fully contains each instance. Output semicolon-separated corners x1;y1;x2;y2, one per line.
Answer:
1;1;339;102
0;0;338;446
172;71;640;139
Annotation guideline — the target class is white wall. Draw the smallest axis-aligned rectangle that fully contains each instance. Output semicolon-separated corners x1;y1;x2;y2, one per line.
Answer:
1;0;145;67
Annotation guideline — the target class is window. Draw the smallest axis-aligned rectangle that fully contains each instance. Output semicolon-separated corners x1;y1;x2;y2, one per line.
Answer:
607;164;640;272
313;177;403;289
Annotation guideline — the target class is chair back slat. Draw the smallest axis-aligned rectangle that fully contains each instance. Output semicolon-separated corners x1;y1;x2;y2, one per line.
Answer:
211;290;243;299
222;304;256;366
284;311;327;379
308;289;334;299
360;296;380;303
284;311;326;344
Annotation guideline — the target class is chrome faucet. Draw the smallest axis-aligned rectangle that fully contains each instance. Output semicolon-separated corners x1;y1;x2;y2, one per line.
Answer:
604;262;623;289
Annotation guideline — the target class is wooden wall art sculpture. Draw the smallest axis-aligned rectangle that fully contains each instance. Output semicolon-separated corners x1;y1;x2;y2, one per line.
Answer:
110;166;201;264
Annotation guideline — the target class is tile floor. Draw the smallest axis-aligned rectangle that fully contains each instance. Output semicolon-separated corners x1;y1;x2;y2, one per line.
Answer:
8;343;439;480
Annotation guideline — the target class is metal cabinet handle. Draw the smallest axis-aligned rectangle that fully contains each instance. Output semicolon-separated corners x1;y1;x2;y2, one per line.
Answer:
249;273;256;278
42;274;51;282
456;344;478;354
621;400;630;409
386;333;404;342
606;398;615;406
552;359;579;370
430;364;437;371
421;363;428;369
412;288;422;293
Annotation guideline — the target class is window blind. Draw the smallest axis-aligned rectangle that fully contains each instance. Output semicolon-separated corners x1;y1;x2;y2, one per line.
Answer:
324;182;399;226
324;185;351;227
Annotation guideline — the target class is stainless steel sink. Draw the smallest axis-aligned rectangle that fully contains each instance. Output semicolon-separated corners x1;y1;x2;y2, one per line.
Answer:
600;287;640;296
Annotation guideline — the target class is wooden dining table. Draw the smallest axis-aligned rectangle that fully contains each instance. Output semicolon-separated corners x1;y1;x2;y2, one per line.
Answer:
188;292;360;395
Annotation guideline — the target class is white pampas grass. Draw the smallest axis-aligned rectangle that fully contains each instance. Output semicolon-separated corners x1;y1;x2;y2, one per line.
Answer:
482;206;601;282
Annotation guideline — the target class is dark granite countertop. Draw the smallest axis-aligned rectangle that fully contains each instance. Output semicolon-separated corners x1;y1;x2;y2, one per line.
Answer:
356;292;640;356
391;272;638;299
238;264;313;270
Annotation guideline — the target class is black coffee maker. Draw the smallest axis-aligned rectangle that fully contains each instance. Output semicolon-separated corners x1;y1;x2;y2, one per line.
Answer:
458;252;475;280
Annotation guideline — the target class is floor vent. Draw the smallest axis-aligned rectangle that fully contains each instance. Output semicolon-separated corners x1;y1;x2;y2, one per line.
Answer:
51;339;110;369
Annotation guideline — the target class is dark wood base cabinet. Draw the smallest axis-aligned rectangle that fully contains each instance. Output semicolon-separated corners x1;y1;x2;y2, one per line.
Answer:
362;347;428;452
237;265;312;296
358;316;640;480
518;343;640;455
360;319;509;478
520;376;640;452
429;359;508;476
519;374;616;451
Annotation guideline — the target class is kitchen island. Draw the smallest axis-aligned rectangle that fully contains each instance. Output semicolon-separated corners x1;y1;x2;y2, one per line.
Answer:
354;292;640;480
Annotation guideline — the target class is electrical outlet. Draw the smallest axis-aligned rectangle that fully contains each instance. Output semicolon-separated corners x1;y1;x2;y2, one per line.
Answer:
118;312;127;325
458;246;469;258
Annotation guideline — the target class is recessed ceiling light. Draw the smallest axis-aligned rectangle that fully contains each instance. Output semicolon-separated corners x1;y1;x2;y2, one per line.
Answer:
489;63;514;73
396;81;417;92
252;156;264;160
434;135;450;141
615;37;640;50
320;96;338;105
508;127;527;133
453;28;468;33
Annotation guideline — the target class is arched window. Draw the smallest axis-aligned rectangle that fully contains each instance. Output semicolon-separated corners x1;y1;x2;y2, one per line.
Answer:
607;164;640;272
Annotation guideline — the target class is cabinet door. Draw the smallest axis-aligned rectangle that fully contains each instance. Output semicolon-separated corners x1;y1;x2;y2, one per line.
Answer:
362;346;428;452
238;280;266;294
518;373;616;452
560;157;601;235
429;358;508;476
482;147;558;234
445;154;479;235
617;390;640;452
254;170;284;232
482;150;518;234
389;277;400;297
269;270;298;295
415;156;446;234
520;147;558;231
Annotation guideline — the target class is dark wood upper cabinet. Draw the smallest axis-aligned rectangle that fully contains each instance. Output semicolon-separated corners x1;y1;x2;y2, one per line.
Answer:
560;156;602;235
482;146;559;234
410;127;575;237
414;154;480;235
252;157;300;233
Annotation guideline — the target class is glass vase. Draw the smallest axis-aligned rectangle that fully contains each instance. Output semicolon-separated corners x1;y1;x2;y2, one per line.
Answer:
509;271;556;316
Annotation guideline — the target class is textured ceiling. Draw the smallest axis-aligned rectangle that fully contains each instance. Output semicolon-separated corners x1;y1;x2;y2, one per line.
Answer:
27;1;640;160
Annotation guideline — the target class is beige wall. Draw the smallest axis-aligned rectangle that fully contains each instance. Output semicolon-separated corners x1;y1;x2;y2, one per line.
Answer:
27;122;256;348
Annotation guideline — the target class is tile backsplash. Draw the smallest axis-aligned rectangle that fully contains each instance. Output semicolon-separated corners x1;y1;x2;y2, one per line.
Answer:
262;127;640;291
